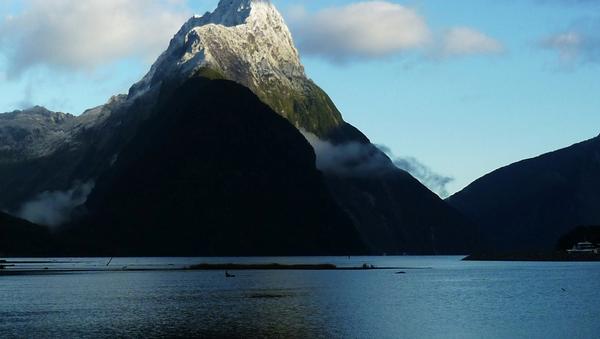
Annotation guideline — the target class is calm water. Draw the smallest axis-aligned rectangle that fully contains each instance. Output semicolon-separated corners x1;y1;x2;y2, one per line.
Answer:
1;256;599;338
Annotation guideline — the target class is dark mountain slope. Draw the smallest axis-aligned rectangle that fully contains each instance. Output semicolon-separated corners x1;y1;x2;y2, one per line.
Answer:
326;169;478;254
0;96;152;213
0;212;53;256
557;226;600;250
60;77;366;256
448;135;600;251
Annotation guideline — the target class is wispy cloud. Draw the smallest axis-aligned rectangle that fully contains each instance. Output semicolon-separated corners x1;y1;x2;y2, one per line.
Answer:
0;0;190;78
376;145;454;198
541;31;583;61
302;131;394;177
286;1;504;63
540;19;600;65
15;79;34;109
440;27;504;57
302;131;454;198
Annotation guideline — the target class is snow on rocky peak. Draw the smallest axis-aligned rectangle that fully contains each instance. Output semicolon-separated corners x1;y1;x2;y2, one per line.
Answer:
130;0;306;99
129;0;344;136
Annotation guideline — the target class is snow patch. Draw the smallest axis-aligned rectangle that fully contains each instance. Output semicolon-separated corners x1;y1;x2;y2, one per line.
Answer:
130;0;305;98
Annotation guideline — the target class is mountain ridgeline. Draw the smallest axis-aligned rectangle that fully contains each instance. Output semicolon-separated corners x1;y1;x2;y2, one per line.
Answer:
0;0;477;256
449;135;600;252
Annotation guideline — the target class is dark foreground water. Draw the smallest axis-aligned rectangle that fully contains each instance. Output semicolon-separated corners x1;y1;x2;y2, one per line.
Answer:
1;256;599;338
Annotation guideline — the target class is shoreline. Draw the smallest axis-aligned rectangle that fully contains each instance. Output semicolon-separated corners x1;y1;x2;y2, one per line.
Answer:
463;252;600;262
0;262;427;276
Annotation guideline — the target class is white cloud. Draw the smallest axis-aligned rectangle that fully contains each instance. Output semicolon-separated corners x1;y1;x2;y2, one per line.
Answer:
0;0;190;77
286;2;504;62
440;27;504;57
287;1;431;62
302;131;395;177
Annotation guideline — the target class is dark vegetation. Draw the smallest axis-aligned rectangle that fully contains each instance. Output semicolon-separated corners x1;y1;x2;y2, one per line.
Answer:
325;170;479;254
58;77;366;256
557;226;600;250
463;252;600;262
0;212;54;256
463;225;600;261
449;135;600;252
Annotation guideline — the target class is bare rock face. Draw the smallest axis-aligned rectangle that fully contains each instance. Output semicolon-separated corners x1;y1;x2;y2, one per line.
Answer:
0;106;75;161
0;95;128;163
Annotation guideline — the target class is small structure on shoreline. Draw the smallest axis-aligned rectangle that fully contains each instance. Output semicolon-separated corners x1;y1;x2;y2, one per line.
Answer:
567;241;599;254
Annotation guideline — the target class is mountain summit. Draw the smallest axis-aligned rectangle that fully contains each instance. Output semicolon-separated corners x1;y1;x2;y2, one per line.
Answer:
131;0;343;136
133;0;303;94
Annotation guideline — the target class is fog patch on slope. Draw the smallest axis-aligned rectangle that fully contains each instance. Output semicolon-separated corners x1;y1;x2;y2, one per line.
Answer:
376;145;454;198
16;181;95;227
302;131;394;177
301;131;453;197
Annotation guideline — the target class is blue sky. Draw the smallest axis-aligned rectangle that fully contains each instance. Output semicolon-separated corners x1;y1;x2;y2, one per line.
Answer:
1;0;599;195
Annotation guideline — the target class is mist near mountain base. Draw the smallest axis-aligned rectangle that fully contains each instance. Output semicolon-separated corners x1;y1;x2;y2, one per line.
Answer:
302;131;394;177
302;131;453;197
16;181;95;227
377;145;454;198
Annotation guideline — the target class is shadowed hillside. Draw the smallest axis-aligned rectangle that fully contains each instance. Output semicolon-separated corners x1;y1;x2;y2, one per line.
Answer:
449;135;600;252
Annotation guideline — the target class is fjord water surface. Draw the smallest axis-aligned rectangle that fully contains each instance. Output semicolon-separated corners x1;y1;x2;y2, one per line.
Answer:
1;256;598;338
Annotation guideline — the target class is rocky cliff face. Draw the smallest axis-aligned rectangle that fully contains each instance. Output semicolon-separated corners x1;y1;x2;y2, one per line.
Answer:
0;93;135;213
0;106;75;161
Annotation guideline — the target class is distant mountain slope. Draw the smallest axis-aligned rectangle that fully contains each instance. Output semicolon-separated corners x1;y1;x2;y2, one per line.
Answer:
557;226;600;250
0;94;147;213
0;212;53;256
448;135;600;251
59;77;366;256
326;170;478;254
0;106;75;162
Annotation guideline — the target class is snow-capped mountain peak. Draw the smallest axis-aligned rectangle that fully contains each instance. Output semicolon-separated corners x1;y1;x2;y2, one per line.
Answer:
130;0;305;99
128;0;344;136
